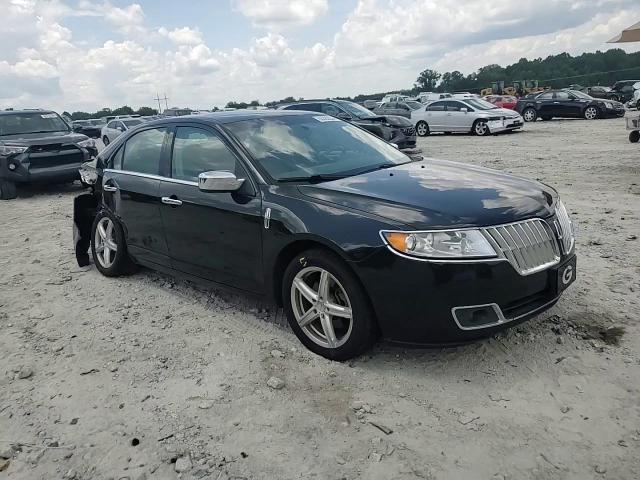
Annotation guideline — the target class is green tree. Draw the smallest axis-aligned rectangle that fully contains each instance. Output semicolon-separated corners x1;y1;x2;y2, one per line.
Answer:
414;68;441;91
136;106;158;116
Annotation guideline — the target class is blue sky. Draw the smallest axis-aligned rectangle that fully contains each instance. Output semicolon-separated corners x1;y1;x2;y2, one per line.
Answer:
1;0;639;112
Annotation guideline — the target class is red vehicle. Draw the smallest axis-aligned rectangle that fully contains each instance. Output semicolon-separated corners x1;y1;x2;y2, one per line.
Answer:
483;95;518;110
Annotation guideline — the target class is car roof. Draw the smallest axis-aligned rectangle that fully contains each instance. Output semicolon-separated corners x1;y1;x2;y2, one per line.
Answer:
0;109;56;116
141;110;315;126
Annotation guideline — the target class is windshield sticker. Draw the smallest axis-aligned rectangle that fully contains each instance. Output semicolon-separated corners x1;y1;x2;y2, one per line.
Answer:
41;113;58;119
313;115;341;122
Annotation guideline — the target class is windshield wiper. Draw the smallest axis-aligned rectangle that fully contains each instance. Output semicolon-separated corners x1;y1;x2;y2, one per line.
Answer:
279;173;350;183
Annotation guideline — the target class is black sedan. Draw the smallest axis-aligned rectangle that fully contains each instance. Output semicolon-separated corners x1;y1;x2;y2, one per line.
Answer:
73;111;576;360
72;119;104;138
516;90;625;122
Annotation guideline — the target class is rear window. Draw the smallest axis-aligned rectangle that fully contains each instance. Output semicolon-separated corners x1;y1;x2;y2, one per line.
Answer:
0;112;70;136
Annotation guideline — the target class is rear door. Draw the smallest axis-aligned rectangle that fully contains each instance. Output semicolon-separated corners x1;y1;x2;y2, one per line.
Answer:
424;101;446;131
534;92;555;116
159;124;264;293
102;126;170;266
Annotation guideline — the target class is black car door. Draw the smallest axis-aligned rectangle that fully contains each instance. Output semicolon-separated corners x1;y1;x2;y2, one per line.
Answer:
158;124;264;293
535;92;556;116
554;91;582;117
102;126;171;266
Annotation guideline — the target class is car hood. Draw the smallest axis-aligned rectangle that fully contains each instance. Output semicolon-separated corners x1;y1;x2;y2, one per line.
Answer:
298;159;557;229
358;115;412;127
481;107;520;118
0;130;89;145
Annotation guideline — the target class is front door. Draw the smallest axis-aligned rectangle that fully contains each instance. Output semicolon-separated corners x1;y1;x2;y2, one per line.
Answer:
554;91;582;117
159;125;264;293
442;101;472;131
102;126;171;266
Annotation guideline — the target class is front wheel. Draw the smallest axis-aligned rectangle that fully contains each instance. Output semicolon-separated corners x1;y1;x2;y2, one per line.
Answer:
0;179;17;200
584;106;599;120
522;108;537;122
91;211;135;276
102;136;110;146
630;131;640;143
473;120;490;136
415;121;429;137
282;249;378;361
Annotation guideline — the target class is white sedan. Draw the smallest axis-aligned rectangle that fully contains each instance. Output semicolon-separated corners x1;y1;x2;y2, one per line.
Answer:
101;118;145;146
411;98;524;136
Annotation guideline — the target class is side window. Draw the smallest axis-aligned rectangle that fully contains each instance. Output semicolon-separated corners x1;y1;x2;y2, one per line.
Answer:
427;101;446;111
538;92;554;100
555;91;570;100
122;128;166;175
111;146;124;170
107;121;116;129
444;101;463;111
171;127;239;182
320;103;341;116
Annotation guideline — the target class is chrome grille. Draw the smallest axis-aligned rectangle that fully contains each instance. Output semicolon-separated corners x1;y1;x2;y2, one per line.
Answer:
484;219;560;275
554;201;574;254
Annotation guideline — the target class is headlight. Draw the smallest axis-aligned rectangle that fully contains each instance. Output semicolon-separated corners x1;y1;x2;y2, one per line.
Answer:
77;138;95;149
381;229;498;259
0;143;28;156
604;102;613;109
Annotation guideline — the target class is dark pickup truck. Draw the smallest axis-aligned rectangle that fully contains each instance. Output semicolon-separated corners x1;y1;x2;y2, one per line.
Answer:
0;110;97;199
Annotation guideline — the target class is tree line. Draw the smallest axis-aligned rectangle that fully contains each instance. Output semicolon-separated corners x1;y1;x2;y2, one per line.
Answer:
63;48;640;117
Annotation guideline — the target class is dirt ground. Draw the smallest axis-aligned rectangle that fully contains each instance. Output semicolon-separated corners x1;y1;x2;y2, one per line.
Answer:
1;116;639;480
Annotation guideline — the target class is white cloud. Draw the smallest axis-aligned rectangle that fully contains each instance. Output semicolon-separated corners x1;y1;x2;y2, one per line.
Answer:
158;26;203;45
234;0;328;29
101;2;146;36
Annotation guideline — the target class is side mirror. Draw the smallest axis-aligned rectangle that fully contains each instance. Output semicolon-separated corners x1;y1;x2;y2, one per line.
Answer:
336;112;351;121
198;171;245;192
460;108;469;113
116;126;124;132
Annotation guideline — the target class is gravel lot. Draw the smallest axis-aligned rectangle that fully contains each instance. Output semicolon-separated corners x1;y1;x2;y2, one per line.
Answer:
1;116;639;480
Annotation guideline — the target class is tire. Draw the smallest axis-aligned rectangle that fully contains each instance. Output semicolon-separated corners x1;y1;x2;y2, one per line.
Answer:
415;121;429;137
473;120;490;136
584;106;599;120
630;131;640;143
90;211;135;277
102;136;110;146
636;100;640;111
541;116;552;121
282;249;378;361
0;179;17;200
522;108;537;122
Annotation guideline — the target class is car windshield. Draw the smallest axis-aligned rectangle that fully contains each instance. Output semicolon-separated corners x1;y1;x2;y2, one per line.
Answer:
123;119;143;127
569;90;593;100
90;119;104;126
405;101;423;110
0;112;70;136
464;99;498;110
334;100;376;119
226;115;410;181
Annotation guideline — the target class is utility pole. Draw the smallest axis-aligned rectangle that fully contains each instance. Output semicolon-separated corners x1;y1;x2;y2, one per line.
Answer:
154;93;162;114
163;94;169;111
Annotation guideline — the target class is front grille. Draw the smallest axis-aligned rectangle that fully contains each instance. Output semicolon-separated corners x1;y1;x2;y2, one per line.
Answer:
28;144;84;169
484;219;560;275
402;126;415;136
554;201;574;254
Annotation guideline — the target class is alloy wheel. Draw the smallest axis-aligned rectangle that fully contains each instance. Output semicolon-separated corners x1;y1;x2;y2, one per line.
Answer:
94;217;118;268
475;121;488;136
523;109;536;122
416;122;429;136
290;266;353;349
585;107;598;120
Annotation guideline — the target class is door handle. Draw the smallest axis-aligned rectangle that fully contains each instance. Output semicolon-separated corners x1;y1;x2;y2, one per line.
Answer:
161;196;182;206
103;185;117;193
553;102;560;104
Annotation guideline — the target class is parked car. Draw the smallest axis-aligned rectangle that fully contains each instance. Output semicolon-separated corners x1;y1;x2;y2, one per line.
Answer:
483;95;518;110
73;111;576;360
581;86;617;100
373;100;424;118
101;118;145;145
411;98;524;136
0;109;97;199
72;119;104;138
625;82;640;109
416;92;452;103
379;94;410;104
279;99;416;149
515;90;625;122
610;80;640;103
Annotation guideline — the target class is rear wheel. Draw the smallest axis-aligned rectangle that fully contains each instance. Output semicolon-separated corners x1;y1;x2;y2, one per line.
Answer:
415;121;429;137
630;131;640;143
91;211;135;276
584;106;599;120
102;136;110;146
0;179;17;200
522;108;537;122
282;249;378;361
473;120;490;136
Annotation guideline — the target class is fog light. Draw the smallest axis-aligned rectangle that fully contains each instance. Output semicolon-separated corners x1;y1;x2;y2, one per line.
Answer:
8;163;17;171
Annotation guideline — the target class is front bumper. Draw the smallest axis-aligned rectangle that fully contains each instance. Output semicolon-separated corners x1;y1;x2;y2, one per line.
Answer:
390;126;417;148
0;146;96;184
602;106;626;118
488;117;523;133
354;249;576;345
